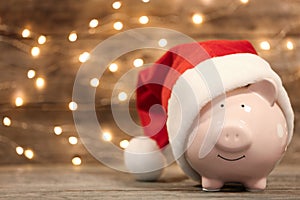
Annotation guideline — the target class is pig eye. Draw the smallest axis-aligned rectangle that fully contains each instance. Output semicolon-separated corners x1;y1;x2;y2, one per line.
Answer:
241;104;252;112
220;104;224;108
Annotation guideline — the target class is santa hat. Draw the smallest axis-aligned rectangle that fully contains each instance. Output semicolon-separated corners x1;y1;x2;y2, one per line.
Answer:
124;40;294;181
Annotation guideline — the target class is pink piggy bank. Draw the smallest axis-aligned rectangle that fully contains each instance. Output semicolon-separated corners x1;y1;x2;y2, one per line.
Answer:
124;40;294;192
186;79;288;191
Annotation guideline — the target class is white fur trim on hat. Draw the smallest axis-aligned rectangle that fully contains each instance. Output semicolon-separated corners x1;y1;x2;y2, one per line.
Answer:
124;136;166;181
166;53;294;181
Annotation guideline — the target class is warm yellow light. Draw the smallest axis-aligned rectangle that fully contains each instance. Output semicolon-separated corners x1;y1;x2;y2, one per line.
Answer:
90;78;99;88
112;1;122;9
79;52;90;63
68;136;78;145
54;126;63;135
240;0;249;4
286;41;294;50
102;132;112;141
133;58;144;68
119;140;129;149
109;63;118;72
16;146;24;155
142;0;150;2
113;21;123;30
38;35;47;45
15;97;24;107
89;19;99;28
68;32;78;42
22;29;31;38
192;13;204;24
27;69;36;79
118;92;128;101
35;77;45;89
158;38;168;47
24;149;34;159
3;117;11;127
139;16;149;24
260;41;271;50
69;101;78;111
31;46;40;57
72;156;82;166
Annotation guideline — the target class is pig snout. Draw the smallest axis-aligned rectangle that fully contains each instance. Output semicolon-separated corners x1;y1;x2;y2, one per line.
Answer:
216;124;252;153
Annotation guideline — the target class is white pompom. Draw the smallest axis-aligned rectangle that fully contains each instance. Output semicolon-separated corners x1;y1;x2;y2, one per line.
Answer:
124;136;166;181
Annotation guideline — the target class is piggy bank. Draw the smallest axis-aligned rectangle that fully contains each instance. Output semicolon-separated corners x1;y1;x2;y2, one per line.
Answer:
124;40;294;192
186;79;288;191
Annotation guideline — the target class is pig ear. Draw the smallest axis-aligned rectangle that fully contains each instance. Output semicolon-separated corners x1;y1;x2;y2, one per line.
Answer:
248;78;278;106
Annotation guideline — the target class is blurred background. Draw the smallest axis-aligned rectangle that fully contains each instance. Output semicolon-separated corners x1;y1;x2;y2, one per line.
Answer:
0;0;299;166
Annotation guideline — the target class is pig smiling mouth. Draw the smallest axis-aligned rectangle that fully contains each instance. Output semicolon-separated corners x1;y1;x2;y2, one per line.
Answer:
217;154;245;161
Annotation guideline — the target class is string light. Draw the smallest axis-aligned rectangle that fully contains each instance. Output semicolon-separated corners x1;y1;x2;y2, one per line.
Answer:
113;21;123;30
31;46;40;57
69;101;78;111
112;1;122;9
133;58;144;68
142;0;150;3
27;69;36;79
24;149;34;159
119;139;129;149
139;16;149;24
16;146;24;155
109;63;118;72
192;13;204;24
90;78;100;87
79;52;90;63
54;126;63;135
286;41;294;50
102;132;112;141
89;19;99;28
158;38;168;47
35;77;45;89
68;31;77;42
3;117;11;127
260;41;271;50
72;156;82;166
118;92;128;101
38;35;47;44
68;136;78;145
15;97;24;107
22;28;31;38
240;0;249;4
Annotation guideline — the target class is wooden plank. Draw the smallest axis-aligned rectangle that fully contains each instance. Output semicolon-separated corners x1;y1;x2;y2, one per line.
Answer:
0;164;299;199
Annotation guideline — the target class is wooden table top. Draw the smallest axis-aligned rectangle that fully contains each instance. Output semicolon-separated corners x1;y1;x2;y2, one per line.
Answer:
0;164;299;199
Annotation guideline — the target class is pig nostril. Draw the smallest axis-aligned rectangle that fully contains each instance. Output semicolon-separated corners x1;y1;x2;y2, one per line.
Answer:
225;134;229;140
234;134;239;141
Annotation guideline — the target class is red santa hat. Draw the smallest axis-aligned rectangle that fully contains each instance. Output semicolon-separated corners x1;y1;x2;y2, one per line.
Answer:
124;40;294;181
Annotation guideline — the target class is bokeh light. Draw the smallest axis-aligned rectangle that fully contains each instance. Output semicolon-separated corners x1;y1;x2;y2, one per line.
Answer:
69;101;78;111
72;156;82;166
133;58;144;68
24;149;34;159
3;117;11;127
54;126;63;135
